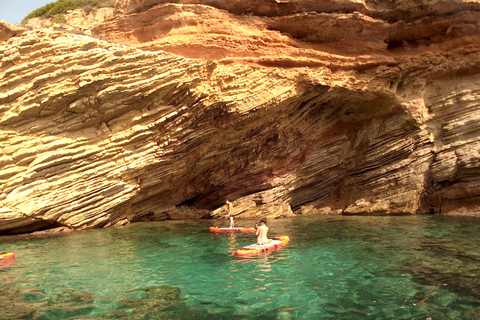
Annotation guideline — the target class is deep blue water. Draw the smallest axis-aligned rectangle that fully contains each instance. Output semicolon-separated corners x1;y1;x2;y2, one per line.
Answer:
1;215;479;319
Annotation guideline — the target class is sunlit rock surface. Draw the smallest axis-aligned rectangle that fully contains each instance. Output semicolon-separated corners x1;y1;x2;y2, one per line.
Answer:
1;0;480;234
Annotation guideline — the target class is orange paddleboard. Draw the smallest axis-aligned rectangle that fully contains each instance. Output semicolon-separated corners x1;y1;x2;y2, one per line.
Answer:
235;236;289;257
0;252;15;260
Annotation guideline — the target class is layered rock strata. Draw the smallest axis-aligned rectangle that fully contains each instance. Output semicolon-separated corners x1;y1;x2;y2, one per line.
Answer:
1;0;480;234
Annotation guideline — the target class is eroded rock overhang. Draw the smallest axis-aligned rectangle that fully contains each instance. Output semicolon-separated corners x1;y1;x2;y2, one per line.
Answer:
1;0;480;234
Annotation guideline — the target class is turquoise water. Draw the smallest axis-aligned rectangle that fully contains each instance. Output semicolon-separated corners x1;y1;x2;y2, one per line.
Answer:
1;215;480;319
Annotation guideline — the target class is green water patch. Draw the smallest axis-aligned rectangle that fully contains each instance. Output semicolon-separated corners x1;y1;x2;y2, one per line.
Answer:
1;215;479;319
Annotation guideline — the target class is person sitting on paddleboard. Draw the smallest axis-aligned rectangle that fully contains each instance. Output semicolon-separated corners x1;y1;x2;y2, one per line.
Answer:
226;200;234;229
255;218;271;245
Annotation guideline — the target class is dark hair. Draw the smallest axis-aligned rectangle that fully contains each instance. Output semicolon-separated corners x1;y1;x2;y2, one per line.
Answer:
259;218;267;224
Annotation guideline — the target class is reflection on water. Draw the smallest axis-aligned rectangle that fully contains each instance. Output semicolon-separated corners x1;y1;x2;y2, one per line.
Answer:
0;215;479;319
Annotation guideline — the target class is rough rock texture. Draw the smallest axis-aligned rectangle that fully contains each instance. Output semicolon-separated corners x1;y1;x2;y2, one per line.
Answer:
0;21;24;41
1;0;480;234
23;7;115;31
95;0;480;62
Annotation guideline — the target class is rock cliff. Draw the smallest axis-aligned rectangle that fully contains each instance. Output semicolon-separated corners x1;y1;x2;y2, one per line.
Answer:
1;0;480;234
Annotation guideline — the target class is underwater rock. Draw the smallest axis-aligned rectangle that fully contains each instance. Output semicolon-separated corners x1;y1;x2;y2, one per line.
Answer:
0;287;95;319
104;286;182;319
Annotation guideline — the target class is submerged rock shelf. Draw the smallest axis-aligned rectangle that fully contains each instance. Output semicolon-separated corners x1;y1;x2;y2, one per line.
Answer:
1;0;480;234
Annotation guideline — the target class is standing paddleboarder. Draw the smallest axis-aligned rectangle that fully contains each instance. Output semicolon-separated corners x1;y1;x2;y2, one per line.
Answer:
226;200;234;229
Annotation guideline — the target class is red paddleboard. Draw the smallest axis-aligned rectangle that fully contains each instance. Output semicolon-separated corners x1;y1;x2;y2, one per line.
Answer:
209;226;256;233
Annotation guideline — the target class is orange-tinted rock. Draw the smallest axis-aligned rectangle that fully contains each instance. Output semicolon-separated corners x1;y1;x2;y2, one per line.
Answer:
2;0;480;234
0;21;24;41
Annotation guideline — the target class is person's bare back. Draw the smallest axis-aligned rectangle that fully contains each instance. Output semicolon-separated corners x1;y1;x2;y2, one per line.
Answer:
255;218;270;245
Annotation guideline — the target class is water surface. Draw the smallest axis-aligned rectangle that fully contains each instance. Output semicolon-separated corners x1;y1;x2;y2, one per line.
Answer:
1;215;479;319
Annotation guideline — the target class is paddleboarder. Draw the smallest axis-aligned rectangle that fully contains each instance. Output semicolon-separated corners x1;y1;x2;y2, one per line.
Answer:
226;200;234;229
255;218;271;245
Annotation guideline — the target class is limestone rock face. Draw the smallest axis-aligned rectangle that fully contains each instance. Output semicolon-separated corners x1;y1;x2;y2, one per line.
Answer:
64;7;115;29
94;0;480;61
1;0;480;234
0;21;24;41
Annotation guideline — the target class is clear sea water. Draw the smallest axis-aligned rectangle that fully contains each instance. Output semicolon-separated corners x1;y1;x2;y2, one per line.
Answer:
1;215;479;320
